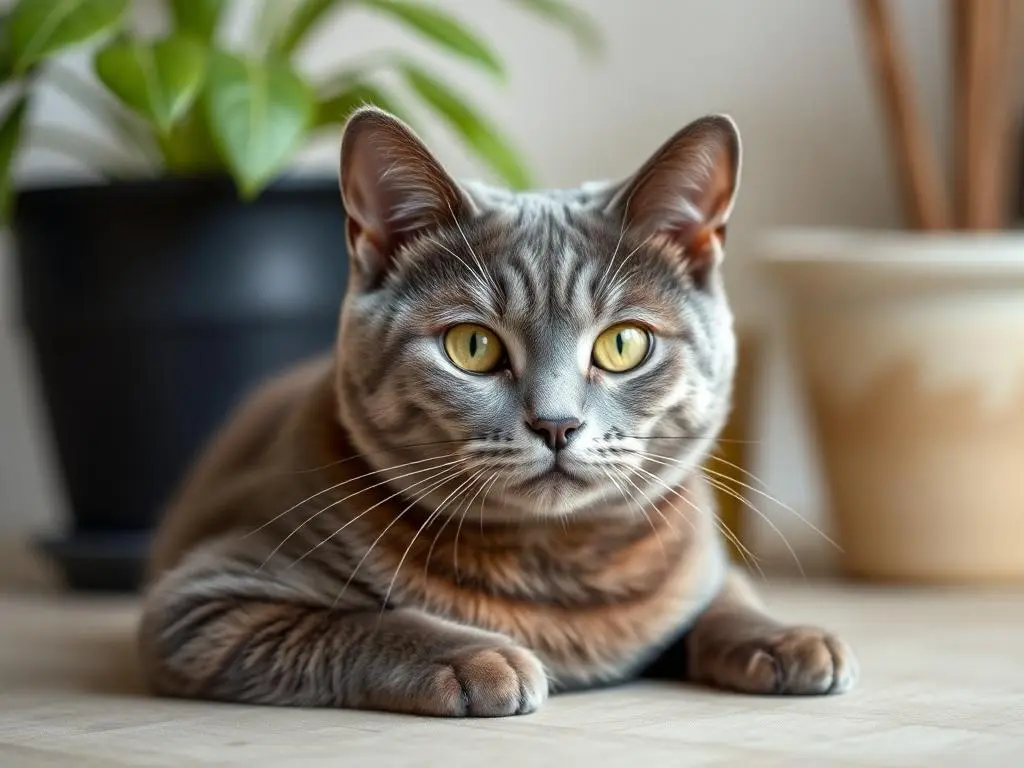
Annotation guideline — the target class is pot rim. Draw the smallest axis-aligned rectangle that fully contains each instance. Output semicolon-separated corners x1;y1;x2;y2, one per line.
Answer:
759;227;1024;275
14;170;339;203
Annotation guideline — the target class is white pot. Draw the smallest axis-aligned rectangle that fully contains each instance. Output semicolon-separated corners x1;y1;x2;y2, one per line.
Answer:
762;229;1024;584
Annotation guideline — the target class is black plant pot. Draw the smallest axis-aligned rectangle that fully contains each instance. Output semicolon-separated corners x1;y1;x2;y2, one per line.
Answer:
12;174;348;593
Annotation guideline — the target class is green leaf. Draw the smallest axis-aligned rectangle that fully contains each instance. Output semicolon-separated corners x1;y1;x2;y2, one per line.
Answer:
504;0;603;55
363;0;503;79
271;0;342;57
399;63;531;189
0;15;16;82
204;51;316;198
94;34;206;136
158;107;222;174
316;81;404;127
9;0;129;73
169;0;224;42
0;94;28;223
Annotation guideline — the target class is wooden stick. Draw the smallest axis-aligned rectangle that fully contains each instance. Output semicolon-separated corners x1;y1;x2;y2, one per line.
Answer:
977;0;1013;229
951;0;970;227
855;0;951;230
962;0;994;228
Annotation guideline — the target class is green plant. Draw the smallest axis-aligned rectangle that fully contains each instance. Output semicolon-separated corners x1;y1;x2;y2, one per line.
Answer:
0;0;600;218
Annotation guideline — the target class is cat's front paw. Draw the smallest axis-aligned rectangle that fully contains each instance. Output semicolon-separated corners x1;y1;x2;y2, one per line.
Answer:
418;644;548;717
695;626;858;696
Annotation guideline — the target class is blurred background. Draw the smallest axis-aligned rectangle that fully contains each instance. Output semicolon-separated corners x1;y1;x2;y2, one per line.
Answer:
0;0;1020;589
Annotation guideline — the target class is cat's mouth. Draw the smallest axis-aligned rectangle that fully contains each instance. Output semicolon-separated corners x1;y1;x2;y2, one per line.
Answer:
526;462;588;488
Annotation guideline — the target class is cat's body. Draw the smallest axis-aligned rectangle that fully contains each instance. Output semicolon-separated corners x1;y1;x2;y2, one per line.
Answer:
139;109;856;715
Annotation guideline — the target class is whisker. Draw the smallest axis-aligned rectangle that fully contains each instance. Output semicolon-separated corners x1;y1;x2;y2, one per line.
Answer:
258;456;468;568
603;467;666;562
703;456;842;552
702;471;805;579
283;438;477;476
616;434;760;444
423;468;487;581
426;233;498;304
627;449;778;572
634;445;839;555
289;462;469;569
244;452;464;540
447;202;502;298
618;465;678;533
605;236;654;298
328;467;467;609
376;470;483;624
628;463;766;581
454;471;499;579
595;207;631;299
613;465;671;563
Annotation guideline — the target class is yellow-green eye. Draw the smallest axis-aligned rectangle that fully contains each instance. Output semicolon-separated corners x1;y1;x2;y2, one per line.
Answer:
444;324;505;373
592;323;651;372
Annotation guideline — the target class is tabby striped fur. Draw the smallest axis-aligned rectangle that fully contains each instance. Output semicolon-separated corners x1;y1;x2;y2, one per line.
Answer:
139;108;856;716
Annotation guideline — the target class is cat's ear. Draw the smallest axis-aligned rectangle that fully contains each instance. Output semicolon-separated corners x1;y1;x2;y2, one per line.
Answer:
339;107;475;286
605;114;741;272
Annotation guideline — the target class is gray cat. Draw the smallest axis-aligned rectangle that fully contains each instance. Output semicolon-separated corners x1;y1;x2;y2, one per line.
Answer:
138;107;857;715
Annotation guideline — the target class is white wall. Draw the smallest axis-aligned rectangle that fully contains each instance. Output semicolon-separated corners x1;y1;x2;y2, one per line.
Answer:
0;0;954;565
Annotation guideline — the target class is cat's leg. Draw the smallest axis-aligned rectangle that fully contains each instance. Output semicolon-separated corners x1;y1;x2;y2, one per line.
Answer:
648;567;858;695
686;567;857;694
139;544;547;716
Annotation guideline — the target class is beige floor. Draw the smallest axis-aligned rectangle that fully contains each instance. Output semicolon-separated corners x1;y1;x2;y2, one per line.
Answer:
1;550;1023;767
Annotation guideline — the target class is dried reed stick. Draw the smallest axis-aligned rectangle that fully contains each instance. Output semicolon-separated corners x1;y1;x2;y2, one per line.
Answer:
855;0;951;230
951;0;969;227
961;0;995;228
976;0;1013;230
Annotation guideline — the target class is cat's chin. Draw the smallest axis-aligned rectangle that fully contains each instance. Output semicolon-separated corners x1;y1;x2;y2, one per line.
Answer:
489;469;617;520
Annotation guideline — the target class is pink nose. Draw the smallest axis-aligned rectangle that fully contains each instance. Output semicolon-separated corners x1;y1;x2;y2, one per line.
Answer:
526;417;582;451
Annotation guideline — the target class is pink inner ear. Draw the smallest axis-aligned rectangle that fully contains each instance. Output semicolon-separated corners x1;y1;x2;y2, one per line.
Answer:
339;108;472;285
609;115;740;261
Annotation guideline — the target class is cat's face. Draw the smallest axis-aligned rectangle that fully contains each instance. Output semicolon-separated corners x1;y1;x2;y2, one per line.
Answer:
335;108;740;521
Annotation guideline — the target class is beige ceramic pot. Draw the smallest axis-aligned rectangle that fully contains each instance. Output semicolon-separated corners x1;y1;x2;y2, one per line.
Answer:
763;229;1024;584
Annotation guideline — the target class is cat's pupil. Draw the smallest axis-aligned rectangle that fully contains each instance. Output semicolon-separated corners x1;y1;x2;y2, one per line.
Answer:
469;333;479;357
616;333;624;356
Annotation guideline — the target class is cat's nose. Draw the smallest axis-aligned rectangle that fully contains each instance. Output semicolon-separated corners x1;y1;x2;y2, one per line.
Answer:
526;417;582;452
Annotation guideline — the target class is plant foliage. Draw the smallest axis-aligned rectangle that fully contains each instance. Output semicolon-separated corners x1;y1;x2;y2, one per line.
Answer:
0;0;600;217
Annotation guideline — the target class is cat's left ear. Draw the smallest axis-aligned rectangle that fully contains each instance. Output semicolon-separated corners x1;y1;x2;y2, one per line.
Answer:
605;114;741;272
339;106;476;288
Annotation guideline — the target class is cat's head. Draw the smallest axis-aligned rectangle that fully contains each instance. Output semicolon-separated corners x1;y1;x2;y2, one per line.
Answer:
334;107;740;521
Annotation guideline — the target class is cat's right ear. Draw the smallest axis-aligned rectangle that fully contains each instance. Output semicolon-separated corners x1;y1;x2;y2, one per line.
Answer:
339;107;476;288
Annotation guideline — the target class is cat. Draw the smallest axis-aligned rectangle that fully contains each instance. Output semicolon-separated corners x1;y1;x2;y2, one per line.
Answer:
138;107;857;716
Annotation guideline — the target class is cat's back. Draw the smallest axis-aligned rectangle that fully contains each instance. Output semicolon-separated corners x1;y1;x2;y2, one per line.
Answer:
147;354;334;579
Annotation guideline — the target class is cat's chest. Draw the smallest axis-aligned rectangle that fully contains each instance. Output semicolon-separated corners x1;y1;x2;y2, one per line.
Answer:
415;536;726;686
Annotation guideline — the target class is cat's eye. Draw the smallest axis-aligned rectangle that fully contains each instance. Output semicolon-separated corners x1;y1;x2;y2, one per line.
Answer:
592;323;651;373
443;324;506;374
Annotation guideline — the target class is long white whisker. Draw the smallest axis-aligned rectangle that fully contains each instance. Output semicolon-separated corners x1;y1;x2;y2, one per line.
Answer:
628;463;766;581
604;466;666;562
258;456;467;569
377;470;482;623
596;212;630;299
448;202;502;297
289;461;469;568
244;452;462;540
627;447;809;578
454;471;499;579
328;467;466;609
604;234;653;299
423;468;486;580
702;471;804;579
703;456;842;551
